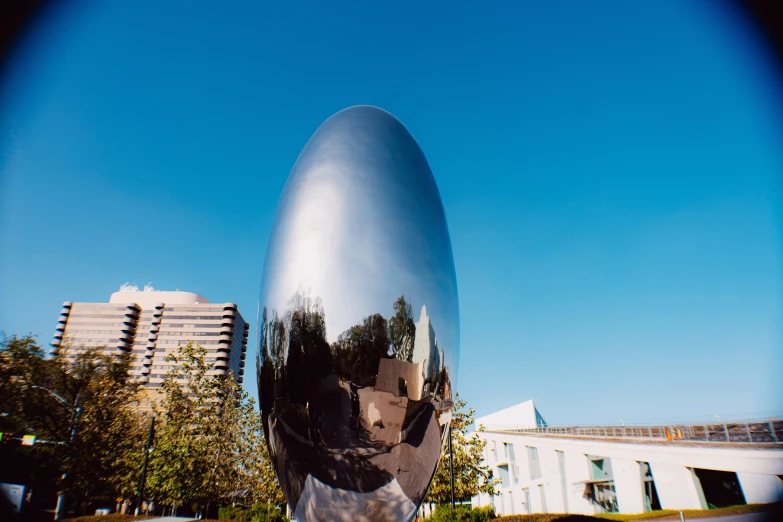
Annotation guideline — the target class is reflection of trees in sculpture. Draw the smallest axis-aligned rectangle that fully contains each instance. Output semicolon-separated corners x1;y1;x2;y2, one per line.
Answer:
283;293;332;402
259;292;448;405
389;295;416;363
257;292;454;512
331;313;389;387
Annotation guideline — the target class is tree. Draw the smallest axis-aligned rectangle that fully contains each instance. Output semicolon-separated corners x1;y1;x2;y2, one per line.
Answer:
389;295;416;362
146;342;284;514
0;333;146;511
424;394;499;504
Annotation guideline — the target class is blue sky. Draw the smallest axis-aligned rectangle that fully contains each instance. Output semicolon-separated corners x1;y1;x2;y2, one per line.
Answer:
1;0;781;425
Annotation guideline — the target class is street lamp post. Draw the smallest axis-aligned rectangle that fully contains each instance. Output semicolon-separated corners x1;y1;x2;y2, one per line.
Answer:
30;385;81;521
136;415;155;516
449;425;455;509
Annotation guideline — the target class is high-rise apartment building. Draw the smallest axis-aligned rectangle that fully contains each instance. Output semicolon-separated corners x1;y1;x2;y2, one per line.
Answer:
50;283;248;388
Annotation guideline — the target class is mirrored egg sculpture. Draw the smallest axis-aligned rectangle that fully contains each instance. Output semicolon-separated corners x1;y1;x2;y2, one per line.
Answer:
258;105;459;522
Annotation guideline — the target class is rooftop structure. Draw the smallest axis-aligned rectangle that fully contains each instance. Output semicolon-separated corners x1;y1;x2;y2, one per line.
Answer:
471;401;783;517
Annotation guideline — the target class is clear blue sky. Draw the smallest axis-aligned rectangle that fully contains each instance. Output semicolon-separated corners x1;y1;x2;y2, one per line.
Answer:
1;1;781;425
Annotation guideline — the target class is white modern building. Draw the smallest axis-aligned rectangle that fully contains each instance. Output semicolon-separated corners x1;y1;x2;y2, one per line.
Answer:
472;401;783;516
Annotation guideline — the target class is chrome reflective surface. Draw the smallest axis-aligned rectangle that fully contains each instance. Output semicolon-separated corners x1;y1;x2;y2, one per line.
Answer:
257;106;459;522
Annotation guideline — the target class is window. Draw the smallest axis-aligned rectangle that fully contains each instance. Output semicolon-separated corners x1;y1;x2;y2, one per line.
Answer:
528;446;541;479
498;464;510;488
508;445;518;484
557;451;568;512
539;484;548;513
586;456;618;513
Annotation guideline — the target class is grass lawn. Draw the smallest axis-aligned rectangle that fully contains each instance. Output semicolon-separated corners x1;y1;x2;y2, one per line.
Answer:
496;503;774;522
63;515;151;522
596;503;771;520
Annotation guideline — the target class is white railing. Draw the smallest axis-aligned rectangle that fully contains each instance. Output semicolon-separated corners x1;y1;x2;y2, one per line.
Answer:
483;419;783;444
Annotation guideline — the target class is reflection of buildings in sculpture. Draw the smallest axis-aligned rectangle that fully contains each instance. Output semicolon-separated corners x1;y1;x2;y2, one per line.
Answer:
411;305;441;389
375;358;425;400
257;294;456;521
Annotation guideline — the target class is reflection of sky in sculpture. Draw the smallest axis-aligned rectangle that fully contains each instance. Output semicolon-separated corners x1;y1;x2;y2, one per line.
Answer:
260;105;459;383
257;106;460;521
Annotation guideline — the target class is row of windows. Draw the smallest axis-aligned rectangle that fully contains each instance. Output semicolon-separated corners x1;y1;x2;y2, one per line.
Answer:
161;321;223;328
66;314;135;319
157;332;220;337
160;315;224;320
66;321;128;327
72;306;135;311
157;340;221;345
162;307;224;312
65;329;120;335
64;338;121;343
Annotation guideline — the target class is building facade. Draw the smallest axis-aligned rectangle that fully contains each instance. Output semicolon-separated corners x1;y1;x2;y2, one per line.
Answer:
472;401;783;516
50;283;248;388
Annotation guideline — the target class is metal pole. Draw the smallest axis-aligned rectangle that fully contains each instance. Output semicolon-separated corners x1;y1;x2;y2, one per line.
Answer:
137;416;155;515
54;405;81;521
449;425;455;508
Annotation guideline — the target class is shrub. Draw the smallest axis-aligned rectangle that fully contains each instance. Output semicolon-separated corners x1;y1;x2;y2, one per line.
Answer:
471;506;497;521
428;505;496;522
219;503;287;522
219;504;251;521
249;503;287;522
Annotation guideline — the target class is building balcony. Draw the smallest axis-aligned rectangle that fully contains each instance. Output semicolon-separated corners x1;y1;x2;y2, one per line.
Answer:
218;334;232;342
220;325;233;333
51;339;61;347
58;314;69;324
53;330;64;339
150;325;160;333
146;341;156;348
118;332;132;341
60;307;71;316
223;310;236;319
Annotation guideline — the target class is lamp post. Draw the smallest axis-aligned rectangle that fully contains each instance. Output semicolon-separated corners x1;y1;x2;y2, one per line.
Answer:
29;385;81;521
449;424;454;509
136;415;155;516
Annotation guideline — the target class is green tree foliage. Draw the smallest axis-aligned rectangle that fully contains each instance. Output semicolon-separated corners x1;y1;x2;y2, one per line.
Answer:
424;394;499;505
0;333;145;504
389;294;416;362
147;341;284;513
